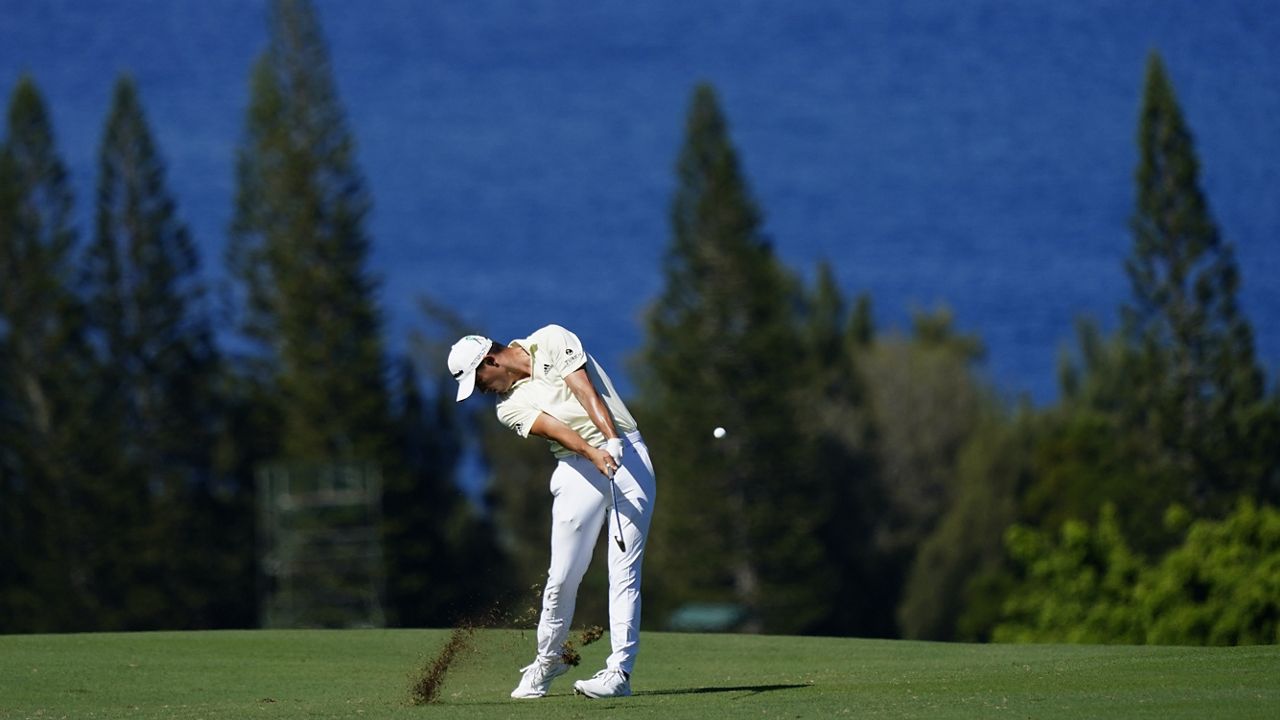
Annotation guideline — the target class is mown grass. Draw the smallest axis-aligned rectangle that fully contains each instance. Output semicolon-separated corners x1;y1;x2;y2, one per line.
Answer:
1;629;1276;719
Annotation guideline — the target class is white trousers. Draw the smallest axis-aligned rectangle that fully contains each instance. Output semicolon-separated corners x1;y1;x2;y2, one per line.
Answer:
535;430;655;676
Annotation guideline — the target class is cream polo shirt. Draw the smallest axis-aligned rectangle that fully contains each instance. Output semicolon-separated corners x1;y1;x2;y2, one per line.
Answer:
495;324;638;459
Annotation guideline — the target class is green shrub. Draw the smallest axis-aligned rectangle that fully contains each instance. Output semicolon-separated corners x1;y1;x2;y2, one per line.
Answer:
994;501;1280;645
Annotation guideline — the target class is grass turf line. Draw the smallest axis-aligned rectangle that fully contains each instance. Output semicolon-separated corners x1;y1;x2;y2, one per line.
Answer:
1;629;1276;719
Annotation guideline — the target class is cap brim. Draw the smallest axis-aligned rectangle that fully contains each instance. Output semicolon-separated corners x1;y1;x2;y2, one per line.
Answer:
455;371;477;402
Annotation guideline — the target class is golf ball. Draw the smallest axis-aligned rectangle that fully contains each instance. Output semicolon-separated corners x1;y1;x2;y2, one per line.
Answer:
713;426;727;439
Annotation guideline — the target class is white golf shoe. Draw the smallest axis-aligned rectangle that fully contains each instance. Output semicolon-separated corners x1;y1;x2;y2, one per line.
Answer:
573;668;632;698
510;657;570;699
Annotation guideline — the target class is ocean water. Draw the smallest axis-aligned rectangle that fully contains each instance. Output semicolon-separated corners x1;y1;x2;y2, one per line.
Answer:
3;0;1278;403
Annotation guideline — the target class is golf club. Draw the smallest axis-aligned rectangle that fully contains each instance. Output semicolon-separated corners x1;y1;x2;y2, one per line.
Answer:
608;471;626;552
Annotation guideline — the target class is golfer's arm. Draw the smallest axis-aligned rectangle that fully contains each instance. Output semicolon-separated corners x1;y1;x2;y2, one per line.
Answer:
529;412;595;458
564;367;620;441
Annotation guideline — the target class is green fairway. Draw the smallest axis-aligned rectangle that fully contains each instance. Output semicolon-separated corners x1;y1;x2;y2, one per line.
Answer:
1;629;1276;719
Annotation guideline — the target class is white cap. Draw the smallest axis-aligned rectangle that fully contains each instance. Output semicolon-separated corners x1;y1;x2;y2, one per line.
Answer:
448;335;493;402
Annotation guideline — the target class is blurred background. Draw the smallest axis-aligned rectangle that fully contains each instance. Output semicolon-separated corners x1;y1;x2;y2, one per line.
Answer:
1;0;1277;644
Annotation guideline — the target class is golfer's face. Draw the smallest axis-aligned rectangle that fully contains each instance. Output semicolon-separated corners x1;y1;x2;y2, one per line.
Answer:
474;358;509;394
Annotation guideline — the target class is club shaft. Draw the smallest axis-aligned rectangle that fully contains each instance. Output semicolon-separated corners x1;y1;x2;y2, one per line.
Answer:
609;476;626;551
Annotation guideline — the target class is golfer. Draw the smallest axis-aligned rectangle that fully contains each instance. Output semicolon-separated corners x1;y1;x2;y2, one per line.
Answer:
448;324;656;699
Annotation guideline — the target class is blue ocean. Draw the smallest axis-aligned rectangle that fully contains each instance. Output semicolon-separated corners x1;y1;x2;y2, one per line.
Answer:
3;0;1278;403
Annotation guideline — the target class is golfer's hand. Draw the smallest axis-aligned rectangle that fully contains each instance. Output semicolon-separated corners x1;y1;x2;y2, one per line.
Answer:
586;446;618;478
605;438;624;464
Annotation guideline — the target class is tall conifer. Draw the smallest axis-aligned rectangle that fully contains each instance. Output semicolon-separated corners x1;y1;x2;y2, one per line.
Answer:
228;0;393;629
796;263;882;636
1012;52;1279;570
382;356;508;625
1124;52;1274;508
0;77;114;630
84;75;237;628
228;0;391;462
636;84;830;633
228;1;489;627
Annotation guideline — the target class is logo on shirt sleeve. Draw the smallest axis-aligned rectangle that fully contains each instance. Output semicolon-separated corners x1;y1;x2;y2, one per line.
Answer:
513;421;524;435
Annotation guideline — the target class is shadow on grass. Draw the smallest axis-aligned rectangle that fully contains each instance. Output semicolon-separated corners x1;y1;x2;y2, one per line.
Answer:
636;683;810;698
438;683;810;706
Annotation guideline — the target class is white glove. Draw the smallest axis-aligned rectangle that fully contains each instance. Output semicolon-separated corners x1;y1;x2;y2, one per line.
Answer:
605;438;624;465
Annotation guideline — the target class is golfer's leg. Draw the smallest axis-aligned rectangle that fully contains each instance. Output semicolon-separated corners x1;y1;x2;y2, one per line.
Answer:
605;433;656;675
536;459;607;663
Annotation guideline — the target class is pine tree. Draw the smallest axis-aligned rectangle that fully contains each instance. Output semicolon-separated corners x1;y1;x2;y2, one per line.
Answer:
0;77;115;631
984;54;1280;640
0;78;81;457
228;0;392;463
795;263;882;636
84;75;237;628
228;0;396;628
0;105;27;630
636;84;831;633
89;75;219;469
378;299;522;625
1123;52;1274;510
382;356;508;625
